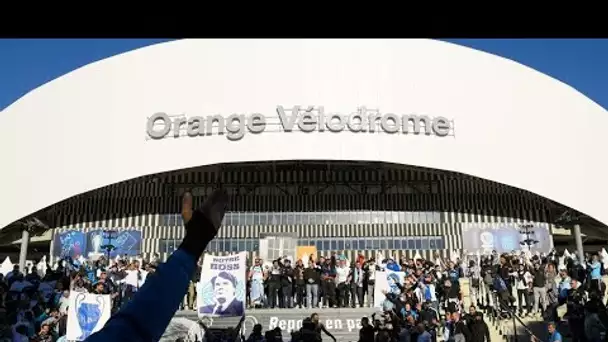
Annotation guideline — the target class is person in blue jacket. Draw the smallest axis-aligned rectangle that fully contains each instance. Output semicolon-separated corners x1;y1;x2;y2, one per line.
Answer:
85;189;229;342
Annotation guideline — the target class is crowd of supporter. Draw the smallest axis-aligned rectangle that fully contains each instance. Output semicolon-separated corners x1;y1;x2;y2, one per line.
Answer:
233;249;608;342
1;248;608;342
0;254;158;341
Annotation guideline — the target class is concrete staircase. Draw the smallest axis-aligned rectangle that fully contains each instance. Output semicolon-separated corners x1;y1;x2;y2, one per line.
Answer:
460;279;506;342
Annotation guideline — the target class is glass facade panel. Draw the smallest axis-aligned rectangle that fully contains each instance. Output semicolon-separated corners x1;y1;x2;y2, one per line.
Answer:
215;211;444;226
157;235;446;257
315;240;323;251
358;239;366;250
371;239;380;249
344;239;352;250
379;239;387;249
421;237;429;250
407;239;415;249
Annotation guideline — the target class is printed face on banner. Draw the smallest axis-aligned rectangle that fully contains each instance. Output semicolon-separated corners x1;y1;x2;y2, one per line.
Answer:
373;270;405;308
197;252;246;318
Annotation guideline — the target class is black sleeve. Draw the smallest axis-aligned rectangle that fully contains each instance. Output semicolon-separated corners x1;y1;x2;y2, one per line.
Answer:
484;323;491;342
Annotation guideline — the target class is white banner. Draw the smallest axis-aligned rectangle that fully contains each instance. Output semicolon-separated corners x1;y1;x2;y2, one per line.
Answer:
66;292;112;341
373;270;405;308
197;251;246;318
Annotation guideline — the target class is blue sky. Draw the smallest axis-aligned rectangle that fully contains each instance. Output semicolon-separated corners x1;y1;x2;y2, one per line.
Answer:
0;39;606;111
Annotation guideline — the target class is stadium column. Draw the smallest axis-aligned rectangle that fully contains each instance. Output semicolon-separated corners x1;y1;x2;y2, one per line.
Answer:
573;224;584;263
19;227;30;272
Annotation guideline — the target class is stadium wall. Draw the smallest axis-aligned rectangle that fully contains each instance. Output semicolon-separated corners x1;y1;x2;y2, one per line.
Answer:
1;39;607;233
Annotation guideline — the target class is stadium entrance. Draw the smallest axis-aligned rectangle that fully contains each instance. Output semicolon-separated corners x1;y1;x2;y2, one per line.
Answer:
45;160;566;264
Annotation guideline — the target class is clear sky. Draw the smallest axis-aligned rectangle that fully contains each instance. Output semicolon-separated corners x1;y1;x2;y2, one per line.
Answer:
0;39;606;111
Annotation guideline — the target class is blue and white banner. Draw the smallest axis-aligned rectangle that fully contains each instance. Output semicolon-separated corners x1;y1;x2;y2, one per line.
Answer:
53;231;86;259
86;229;142;258
461;223;553;254
66;292;112;341
373;270;406;308
197;251;246;318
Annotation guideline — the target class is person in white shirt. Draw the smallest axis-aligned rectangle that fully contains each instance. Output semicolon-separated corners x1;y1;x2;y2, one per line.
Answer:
248;258;266;307
335;259;350;308
365;259;377;308
122;262;143;306
350;262;365;307
515;263;534;316
58;290;70;315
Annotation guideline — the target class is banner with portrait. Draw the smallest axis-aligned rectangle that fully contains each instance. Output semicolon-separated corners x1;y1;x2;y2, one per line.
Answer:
461;223;553;255
373;270;406;308
66;292;112;341
53;231;86;259
197;252;246;318
86;229;142;258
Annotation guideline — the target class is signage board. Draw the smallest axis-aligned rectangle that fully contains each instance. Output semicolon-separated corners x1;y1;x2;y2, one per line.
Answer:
171;308;376;340
146;105;454;141
461;223;553;254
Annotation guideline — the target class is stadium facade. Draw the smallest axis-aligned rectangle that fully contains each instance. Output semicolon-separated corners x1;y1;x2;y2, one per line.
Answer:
48;161;558;261
1;39;607;264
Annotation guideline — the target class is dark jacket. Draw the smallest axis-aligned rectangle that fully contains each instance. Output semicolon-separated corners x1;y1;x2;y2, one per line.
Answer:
469;317;491;342
304;267;321;285
453;320;471;342
281;266;294;286
358;325;375;342
532;269;546;288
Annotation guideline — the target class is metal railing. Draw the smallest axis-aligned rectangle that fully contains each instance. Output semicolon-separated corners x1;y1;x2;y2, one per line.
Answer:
485;291;543;342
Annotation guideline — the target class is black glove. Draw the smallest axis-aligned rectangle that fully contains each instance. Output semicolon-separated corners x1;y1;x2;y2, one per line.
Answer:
179;189;229;258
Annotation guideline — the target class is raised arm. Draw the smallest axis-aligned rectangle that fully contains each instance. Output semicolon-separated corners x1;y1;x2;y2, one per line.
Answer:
86;190;228;342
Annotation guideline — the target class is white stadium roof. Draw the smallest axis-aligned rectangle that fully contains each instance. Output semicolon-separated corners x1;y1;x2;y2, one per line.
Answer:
0;39;606;229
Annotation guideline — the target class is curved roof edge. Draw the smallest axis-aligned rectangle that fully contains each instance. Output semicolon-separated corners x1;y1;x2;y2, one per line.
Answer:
0;38;606;230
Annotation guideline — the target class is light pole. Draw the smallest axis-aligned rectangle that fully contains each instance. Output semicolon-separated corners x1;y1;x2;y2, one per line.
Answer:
101;229;117;261
554;210;585;262
518;223;539;251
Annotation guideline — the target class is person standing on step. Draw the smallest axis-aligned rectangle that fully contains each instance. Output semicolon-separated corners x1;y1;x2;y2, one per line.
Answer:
281;259;295;309
294;259;306;309
267;259;283;309
532;262;548;317
364;258;377;308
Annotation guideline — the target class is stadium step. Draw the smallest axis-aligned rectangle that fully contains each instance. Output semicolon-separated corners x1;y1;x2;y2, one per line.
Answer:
460;279;506;342
171;307;371;342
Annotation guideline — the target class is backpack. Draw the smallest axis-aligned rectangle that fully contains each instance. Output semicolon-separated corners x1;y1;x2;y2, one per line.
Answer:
493;276;507;292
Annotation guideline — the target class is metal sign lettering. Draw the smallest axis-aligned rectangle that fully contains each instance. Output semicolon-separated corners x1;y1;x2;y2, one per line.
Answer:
146;106;454;141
